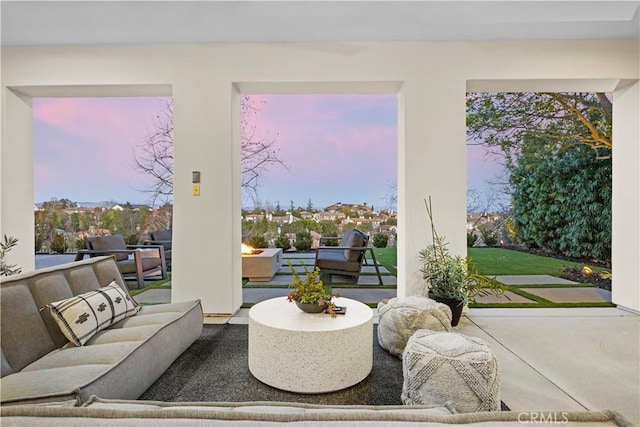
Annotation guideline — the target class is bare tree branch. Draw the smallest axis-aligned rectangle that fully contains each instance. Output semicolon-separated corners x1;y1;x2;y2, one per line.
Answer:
133;96;287;206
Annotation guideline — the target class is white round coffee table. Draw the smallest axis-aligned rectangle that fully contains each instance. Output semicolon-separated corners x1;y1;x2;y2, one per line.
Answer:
248;296;373;393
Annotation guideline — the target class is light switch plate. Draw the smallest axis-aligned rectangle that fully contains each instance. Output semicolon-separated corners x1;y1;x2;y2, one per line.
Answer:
192;184;200;196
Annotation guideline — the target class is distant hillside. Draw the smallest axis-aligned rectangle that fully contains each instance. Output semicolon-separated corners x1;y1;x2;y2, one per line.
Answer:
34;201;142;209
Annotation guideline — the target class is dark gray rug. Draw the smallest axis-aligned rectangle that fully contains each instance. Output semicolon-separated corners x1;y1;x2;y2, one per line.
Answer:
140;324;509;410
140;323;404;405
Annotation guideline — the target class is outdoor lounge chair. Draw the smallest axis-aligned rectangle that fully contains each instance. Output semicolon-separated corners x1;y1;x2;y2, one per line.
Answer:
144;229;172;270
314;229;383;285
75;234;167;289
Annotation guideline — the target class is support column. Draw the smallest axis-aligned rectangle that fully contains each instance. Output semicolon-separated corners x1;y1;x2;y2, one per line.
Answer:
398;79;467;297
170;82;241;315
1;88;35;272
612;80;640;312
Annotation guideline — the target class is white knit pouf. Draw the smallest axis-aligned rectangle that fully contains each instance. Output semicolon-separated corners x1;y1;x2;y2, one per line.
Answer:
401;330;500;413
377;296;452;358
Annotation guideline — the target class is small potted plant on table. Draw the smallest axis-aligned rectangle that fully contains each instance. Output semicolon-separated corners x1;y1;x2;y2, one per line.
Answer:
419;197;507;326
286;261;339;315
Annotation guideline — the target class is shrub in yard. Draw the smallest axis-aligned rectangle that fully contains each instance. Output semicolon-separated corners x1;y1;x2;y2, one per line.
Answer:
274;234;291;251
75;238;87;250
321;236;340;246
247;234;269;249
467;232;478;247
478;225;498;247
373;234;389;248
294;231;312;252
50;235;67;254
124;234;139;245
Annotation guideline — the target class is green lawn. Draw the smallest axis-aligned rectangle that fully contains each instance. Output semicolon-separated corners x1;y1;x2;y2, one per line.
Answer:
129;276;171;296
370;246;606;277
370;247;397;275
468;247;602;276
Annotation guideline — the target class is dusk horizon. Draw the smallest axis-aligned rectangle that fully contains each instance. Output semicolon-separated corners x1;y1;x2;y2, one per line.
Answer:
33;94;505;212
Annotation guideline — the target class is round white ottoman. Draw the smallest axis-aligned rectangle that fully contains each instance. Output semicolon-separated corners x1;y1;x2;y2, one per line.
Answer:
377;296;452;358
401;330;500;413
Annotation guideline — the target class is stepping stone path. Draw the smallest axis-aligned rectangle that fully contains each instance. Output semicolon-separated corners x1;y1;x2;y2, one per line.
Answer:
124;259;614;308
472;274;613;305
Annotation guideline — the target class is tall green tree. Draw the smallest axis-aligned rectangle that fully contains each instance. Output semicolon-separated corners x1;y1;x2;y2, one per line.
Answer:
467;92;612;261
467;92;612;168
510;138;611;262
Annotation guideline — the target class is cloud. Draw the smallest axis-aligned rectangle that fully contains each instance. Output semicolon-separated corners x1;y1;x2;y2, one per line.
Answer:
34;97;170;203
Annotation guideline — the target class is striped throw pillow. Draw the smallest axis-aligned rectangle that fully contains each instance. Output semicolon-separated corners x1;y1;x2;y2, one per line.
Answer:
47;281;140;346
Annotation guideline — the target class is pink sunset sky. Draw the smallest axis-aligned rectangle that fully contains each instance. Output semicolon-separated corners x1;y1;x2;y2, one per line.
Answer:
33;95;504;210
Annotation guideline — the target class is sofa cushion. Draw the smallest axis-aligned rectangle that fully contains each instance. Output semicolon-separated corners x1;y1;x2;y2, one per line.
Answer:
81;396;455;416
1;282;58;376
315;250;362;273
117;257;163;275
341;229;367;262
151;229;172;242
1;257;131;376
89;235;129;261
46;282;140;346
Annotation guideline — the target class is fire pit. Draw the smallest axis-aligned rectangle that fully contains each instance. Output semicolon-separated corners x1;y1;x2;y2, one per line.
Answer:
242;244;264;256
241;244;282;282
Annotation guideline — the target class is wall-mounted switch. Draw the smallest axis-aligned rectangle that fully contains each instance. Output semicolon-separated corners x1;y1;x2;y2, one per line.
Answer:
192;184;200;196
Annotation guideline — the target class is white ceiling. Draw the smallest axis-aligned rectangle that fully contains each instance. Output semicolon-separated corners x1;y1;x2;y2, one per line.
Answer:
1;1;639;46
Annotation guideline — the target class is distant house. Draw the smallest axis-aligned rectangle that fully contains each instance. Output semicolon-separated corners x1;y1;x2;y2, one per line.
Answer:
271;213;294;225
244;214;265;223
299;211;314;220
314;211;346;222
110;203;150;211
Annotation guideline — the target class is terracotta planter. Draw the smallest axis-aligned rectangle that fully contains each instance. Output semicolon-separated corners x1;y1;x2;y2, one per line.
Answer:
295;301;327;313
428;293;464;326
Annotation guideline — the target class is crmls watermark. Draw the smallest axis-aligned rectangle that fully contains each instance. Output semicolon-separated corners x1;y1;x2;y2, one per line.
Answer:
518;412;570;424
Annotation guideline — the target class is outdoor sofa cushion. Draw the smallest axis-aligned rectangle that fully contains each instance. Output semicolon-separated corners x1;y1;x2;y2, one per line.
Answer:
147;230;172;269
315;250;363;273
342;229;367;262
150;229;172;245
88;235;130;261
116;257;164;274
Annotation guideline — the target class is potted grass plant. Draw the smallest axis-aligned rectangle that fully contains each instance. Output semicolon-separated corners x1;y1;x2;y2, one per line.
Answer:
419;197;507;326
286;261;339;315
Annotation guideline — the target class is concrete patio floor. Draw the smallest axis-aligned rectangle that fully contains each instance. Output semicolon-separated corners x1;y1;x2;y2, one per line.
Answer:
227;306;639;424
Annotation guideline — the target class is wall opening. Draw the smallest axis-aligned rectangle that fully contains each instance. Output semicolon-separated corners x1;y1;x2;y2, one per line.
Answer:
236;89;399;305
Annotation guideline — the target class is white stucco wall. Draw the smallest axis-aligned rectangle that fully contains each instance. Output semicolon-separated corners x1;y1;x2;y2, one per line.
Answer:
1;40;638;313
